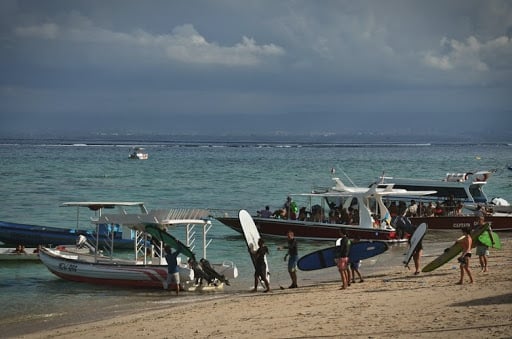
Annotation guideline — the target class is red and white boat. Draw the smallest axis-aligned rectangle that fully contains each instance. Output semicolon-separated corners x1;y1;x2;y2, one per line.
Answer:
215;177;436;243
39;207;238;290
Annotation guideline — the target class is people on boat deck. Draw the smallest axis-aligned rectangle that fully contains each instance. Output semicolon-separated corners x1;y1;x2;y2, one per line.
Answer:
251;238;270;293
335;230;351;290
12;244;26;254
278;230;299;289
456;227;473;285
282;196;298;220
388;201;398;217
258;205;273;218
404;200;418;217
474;216;493;273
164;245;181;295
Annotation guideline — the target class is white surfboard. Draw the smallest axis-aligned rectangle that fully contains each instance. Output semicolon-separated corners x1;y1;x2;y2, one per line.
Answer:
238;209;270;285
403;223;427;267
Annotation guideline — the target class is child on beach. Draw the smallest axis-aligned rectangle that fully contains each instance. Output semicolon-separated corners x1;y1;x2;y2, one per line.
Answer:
456;227;473;285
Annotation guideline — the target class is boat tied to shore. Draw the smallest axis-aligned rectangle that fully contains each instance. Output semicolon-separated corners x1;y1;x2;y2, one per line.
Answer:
38;206;238;290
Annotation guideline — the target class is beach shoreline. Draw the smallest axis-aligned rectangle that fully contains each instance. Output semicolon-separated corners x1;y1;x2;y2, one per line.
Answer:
13;239;512;339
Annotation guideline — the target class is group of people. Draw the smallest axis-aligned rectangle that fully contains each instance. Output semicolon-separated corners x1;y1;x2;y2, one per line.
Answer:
388;197;471;219
408;215;494;284
164;212;494;295
251;230;299;293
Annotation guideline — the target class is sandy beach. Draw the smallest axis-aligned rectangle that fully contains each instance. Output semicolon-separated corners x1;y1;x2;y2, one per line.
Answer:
18;239;512;339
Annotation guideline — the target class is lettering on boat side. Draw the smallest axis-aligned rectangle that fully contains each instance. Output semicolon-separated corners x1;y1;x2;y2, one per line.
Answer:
453;223;471;229
58;263;78;272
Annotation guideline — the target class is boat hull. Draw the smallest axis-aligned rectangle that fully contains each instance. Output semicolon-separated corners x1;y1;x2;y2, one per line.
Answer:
0;221;134;249
39;248;195;289
408;215;512;231
216;217;404;242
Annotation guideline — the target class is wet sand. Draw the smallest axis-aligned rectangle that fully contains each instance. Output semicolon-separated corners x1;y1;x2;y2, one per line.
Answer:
18;239;512;338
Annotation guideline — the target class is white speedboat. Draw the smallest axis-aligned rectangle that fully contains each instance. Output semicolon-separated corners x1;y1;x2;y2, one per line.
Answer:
374;169;504;210
129;147;148;160
215;177;436;243
373;169;512;231
39;208;238;290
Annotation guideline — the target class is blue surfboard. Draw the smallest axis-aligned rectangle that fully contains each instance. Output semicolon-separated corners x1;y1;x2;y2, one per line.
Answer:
297;241;389;271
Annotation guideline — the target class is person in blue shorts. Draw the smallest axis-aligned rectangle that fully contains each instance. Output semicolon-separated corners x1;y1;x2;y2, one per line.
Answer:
281;230;299;288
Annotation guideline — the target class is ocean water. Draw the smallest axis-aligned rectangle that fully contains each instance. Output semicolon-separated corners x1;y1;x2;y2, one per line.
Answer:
0;139;511;336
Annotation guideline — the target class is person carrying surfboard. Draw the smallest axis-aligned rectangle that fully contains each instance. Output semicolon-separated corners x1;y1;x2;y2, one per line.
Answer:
335;230;351;290
251;238;271;293
474;216;494;273
456;227;474;285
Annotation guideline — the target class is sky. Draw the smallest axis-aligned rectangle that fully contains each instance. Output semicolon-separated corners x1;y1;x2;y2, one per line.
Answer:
1;0;511;140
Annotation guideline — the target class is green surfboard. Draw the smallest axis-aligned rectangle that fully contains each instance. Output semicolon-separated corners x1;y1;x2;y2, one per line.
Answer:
145;224;196;260
422;224;489;273
478;230;501;249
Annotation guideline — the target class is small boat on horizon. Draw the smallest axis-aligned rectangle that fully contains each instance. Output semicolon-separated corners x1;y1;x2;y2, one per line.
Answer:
129;147;148;160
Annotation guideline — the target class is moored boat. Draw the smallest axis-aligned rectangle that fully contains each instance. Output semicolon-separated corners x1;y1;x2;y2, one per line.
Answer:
0;247;40;261
39;208;238;290
0;202;148;249
373;170;512;231
215;177;436;243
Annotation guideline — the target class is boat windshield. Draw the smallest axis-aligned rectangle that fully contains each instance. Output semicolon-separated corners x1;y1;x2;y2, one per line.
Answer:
469;184;487;203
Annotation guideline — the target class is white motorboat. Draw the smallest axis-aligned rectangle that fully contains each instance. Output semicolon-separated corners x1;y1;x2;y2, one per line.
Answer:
39;208;238;290
129;147;148;160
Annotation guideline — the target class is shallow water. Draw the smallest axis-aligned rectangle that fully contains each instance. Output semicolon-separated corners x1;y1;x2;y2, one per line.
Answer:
0;139;510;335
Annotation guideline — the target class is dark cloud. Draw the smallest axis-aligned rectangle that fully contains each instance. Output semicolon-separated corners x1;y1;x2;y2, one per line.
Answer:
0;0;511;140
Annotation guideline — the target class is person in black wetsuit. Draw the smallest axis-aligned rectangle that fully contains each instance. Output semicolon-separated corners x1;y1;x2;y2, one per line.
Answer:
251;238;270;293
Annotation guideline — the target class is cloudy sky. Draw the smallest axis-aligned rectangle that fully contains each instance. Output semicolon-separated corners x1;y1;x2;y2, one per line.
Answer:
1;0;511;139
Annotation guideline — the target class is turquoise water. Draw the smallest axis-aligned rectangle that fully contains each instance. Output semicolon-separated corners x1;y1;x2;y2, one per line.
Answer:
0;139;511;335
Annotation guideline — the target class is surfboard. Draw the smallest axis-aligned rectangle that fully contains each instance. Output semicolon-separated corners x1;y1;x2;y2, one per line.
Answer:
478;230;501;249
403;223;427;267
238;210;270;283
145;224;196;259
297;241;389;271
422;223;489;273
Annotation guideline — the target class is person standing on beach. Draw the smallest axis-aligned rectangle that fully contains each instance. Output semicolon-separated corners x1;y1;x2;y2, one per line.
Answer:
252;238;271;293
335;230;351;289
456;227;473;285
350;238;364;283
165;245;181;295
408;225;423;275
474;216;494;272
279;230;299;289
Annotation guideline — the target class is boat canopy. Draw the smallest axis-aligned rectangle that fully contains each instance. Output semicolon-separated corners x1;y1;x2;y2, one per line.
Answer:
61;201;148;213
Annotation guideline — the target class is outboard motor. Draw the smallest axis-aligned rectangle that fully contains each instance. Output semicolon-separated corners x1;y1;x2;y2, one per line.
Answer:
392;216;415;239
76;234;96;253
